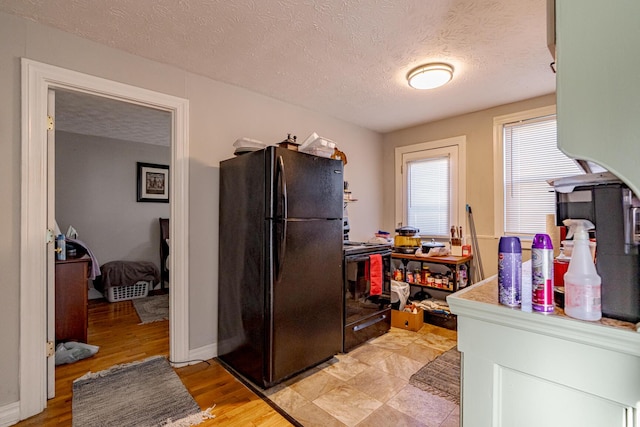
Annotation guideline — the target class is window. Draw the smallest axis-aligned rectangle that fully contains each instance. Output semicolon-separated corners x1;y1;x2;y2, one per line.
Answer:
494;106;583;236
395;136;466;239
406;155;450;235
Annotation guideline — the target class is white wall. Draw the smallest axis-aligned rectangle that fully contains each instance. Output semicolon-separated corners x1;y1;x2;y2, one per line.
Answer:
0;11;23;410
0;11;383;408
55;131;170;272
185;74;384;348
382;94;557;278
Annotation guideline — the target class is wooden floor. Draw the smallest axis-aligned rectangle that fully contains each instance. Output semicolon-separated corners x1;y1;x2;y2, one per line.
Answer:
15;297;293;426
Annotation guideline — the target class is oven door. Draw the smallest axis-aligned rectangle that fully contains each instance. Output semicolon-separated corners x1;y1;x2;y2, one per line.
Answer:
343;249;391;352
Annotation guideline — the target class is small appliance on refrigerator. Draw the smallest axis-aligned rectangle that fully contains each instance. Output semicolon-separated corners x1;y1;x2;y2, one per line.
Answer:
217;146;344;388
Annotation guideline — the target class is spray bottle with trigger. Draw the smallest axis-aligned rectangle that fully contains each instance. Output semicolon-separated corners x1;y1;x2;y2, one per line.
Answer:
562;219;601;321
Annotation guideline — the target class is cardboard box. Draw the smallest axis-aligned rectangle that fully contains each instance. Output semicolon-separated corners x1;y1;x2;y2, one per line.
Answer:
391;308;424;332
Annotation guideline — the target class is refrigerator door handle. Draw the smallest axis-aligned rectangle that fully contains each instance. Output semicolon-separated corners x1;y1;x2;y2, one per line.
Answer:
275;155;287;281
275;219;287;282
276;155;288;220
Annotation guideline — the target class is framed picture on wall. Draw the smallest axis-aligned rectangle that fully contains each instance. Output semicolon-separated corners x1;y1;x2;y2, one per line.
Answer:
137;162;169;203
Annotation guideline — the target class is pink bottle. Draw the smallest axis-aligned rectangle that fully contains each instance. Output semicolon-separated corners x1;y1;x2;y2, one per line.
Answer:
532;233;554;313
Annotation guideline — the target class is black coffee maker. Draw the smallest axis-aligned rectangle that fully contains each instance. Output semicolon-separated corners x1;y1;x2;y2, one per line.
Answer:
554;172;640;322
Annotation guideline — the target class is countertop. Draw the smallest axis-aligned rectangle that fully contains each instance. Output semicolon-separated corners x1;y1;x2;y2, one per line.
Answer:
447;275;640;357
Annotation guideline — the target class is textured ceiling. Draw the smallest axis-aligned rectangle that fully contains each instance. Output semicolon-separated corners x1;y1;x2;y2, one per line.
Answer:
0;0;555;136
55;90;172;146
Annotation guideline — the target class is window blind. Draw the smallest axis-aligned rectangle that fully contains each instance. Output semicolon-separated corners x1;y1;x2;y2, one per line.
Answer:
407;156;450;236
504;116;583;235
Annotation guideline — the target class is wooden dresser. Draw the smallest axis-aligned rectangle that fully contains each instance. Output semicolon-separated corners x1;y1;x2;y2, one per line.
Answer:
55;258;89;343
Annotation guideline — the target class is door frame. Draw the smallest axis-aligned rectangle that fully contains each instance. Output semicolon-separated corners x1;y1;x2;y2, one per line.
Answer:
20;58;190;419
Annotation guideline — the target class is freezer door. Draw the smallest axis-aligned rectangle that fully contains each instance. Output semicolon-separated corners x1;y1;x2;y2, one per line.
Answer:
269;147;344;220
267;218;343;386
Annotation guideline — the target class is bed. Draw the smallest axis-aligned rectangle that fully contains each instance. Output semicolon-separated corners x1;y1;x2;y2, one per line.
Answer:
93;260;160;302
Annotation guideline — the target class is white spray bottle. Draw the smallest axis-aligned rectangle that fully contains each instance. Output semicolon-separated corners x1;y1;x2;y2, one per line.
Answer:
562;219;601;321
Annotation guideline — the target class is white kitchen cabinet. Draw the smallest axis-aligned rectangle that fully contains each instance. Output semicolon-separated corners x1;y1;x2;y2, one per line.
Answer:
555;0;640;196
447;276;640;427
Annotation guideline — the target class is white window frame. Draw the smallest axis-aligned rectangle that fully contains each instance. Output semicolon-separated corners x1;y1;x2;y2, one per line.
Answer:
493;105;557;239
395;135;466;238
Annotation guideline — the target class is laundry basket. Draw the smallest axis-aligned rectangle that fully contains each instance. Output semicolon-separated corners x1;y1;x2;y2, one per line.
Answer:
106;281;150;302
97;260;159;302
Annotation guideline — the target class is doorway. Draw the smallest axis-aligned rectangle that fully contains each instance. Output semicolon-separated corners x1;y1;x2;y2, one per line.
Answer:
54;88;171;300
53;88;171;384
20;59;190;420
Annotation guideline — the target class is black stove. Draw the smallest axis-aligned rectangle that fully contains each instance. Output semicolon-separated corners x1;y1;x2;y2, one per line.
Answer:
343;241;392;255
342;241;392;352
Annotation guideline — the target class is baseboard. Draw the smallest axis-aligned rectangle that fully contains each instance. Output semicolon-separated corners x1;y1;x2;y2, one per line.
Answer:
0;401;20;427
182;342;216;366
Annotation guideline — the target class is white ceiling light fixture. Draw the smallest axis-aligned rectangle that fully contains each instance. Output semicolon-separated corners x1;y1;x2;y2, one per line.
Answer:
407;63;454;90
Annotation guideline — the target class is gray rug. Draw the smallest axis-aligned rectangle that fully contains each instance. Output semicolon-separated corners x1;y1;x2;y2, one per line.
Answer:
409;346;460;404
133;294;169;324
72;356;212;427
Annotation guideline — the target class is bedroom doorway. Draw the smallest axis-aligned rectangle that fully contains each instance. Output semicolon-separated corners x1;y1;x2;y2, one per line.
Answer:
52;88;172;387
20;59;190;419
53;88;171;301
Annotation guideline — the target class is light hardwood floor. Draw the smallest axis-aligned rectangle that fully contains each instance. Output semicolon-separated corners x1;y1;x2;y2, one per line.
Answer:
15;296;293;427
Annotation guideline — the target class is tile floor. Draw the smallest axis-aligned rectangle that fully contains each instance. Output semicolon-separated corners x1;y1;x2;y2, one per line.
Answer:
262;324;459;427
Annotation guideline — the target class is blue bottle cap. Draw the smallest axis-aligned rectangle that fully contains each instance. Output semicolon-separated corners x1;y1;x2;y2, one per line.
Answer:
499;236;521;253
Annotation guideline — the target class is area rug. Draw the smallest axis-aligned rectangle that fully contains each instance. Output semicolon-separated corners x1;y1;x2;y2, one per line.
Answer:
72;356;214;427
409;346;460;404
133;294;169;324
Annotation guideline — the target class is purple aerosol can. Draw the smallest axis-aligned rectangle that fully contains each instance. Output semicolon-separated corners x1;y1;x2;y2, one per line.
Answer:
498;236;522;307
531;233;554;313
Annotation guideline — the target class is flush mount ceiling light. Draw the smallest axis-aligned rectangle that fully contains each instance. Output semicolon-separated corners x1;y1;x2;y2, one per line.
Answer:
407;63;454;90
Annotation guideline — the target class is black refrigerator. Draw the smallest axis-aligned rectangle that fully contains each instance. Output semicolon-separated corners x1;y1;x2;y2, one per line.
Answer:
217;146;344;388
